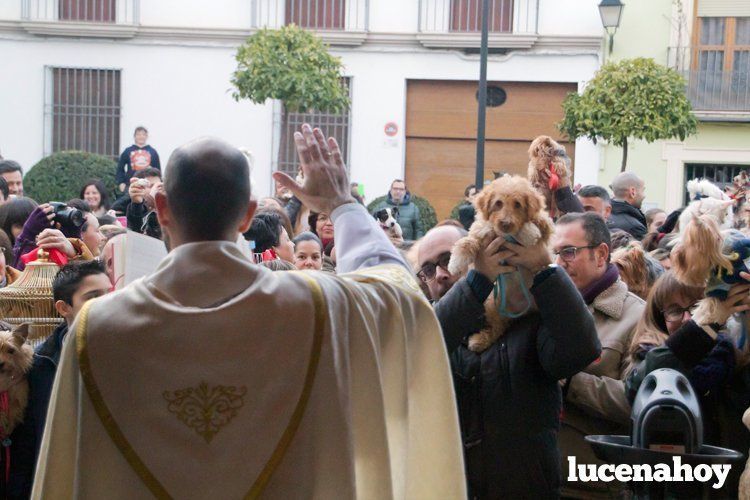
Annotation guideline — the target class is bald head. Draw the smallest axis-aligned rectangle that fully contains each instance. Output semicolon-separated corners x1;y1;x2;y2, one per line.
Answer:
164;137;251;241
418;225;466;264
611;172;643;198
610;171;646;208
418;225;466;300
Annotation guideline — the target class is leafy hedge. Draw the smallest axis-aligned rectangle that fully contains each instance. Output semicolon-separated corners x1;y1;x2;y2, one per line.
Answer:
25;151;117;203
367;195;438;233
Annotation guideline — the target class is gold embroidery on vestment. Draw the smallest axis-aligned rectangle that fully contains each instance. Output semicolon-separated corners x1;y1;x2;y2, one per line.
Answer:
163;382;247;443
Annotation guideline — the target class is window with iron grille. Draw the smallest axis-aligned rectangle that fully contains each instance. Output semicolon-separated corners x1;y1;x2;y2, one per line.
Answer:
285;0;345;29
58;0;116;22
450;0;513;33
277;79;351;176
47;67;121;159
684;163;748;204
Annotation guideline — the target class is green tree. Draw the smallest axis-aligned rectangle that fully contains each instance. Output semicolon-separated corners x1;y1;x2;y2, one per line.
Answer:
558;58;698;172
25;151;117;203
231;25;350;168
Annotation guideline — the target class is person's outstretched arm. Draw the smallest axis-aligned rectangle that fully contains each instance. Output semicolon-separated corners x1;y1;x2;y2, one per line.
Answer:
273;124;406;274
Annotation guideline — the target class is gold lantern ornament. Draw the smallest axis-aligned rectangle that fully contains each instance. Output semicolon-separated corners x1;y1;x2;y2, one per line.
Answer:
0;249;63;345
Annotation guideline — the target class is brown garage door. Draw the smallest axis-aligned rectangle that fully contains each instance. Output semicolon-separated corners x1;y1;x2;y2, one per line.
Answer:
405;80;577;220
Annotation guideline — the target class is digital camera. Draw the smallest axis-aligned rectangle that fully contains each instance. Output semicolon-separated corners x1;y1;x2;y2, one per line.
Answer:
49;202;85;231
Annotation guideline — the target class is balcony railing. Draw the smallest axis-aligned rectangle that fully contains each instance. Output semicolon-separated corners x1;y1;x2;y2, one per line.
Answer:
668;47;750;118
21;0;138;36
22;0;137;24
418;0;538;49
253;0;367;44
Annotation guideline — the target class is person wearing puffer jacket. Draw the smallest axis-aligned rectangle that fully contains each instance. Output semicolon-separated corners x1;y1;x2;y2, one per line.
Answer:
372;179;423;240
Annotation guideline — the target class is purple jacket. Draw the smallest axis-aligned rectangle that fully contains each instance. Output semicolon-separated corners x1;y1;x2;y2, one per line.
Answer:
12;207;81;271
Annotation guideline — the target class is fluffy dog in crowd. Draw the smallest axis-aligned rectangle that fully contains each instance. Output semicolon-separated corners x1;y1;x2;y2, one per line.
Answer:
611;242;650;300
527;135;572;217
671;215;732;288
671;214;750;325
373;207;403;241
448;175;554;352
678;179;734;232
729;170;750;206
0;324;33;439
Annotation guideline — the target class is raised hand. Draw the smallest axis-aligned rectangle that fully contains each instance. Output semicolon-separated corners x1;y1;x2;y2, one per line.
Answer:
36;228;77;258
272;124;355;215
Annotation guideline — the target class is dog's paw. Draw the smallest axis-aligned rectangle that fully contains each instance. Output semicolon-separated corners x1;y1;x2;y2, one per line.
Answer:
448;237;479;275
468;332;492;353
447;252;469;276
516;222;542;247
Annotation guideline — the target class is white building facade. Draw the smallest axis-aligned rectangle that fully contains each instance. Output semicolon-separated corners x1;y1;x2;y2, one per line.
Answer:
0;0;605;216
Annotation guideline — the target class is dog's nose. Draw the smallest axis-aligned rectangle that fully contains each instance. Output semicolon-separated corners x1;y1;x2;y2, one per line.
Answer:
500;222;512;232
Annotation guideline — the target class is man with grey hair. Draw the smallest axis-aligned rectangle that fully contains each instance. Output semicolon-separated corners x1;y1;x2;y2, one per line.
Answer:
608;172;647;239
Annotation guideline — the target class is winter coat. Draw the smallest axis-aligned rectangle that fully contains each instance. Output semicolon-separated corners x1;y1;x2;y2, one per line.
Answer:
9;322;68;499
457;202;475;231
626;322;737;444
372;192;423;241
554;186;585;218
434;268;601;499
560;279;645;499
111;194;132;215
608;200;647;240
127;201;161;240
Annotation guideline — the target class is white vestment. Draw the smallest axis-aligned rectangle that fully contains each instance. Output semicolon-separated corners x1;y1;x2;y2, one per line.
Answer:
32;204;465;499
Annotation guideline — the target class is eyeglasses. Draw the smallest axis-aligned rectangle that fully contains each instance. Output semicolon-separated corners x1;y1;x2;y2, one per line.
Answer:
553;245;597;263
663;303;699;323
417;252;451;282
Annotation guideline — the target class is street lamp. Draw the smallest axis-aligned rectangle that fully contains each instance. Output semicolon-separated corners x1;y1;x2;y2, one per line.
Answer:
598;0;624;55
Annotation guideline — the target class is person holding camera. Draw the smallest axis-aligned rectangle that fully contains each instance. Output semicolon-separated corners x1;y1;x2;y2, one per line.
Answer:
111;167;162;215
126;175;163;239
11;203;94;271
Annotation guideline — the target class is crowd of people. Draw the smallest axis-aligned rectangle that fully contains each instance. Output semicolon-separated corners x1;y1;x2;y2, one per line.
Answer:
0;124;749;498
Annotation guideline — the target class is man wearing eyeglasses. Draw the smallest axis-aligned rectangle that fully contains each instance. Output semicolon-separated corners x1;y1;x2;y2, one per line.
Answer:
552;212;646;498
419;224;601;498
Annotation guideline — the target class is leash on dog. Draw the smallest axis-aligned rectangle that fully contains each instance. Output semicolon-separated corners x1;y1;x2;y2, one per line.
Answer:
493;234;533;318
493;270;532;319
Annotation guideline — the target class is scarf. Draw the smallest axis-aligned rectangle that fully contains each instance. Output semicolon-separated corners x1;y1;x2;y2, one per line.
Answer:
21;247;69;267
580;263;620;305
